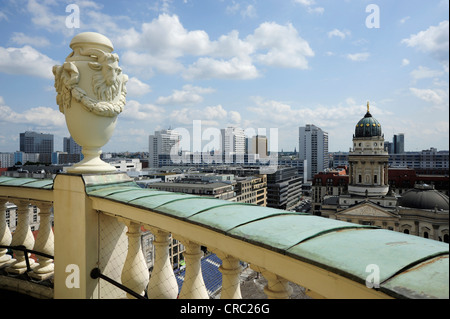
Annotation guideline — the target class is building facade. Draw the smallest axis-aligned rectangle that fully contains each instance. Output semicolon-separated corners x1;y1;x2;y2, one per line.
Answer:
299;124;328;181
347;103;389;198
312;103;448;242
0;153;14;168
221;127;245;162
149;129;181;168
63;136;82;154
20;131;54;154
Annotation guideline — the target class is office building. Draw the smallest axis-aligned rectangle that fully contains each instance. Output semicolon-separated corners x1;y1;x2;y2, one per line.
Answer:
221;127;245;161
19;131;54;154
249;135;268;158
266;166;302;211
149;129;181;168
299;124;329;180
63;136;82;154
0;153;14;168
393;133;405;154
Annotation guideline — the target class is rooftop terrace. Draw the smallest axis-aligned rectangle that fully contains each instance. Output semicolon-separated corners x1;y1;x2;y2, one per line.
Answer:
0;173;448;299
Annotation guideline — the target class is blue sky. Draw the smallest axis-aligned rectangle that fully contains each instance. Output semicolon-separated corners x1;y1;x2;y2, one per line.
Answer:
0;0;448;153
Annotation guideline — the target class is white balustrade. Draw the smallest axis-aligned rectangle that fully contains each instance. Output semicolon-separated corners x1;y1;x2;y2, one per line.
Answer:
30;201;54;279
178;239;208;299
7;199;35;274
0;198;13;267
252;265;293;299
121;220;149;299
216;251;242;299
146;227;178;299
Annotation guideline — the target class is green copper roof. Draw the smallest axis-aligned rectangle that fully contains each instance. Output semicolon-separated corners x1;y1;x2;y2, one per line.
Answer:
355;111;382;138
0;176;53;189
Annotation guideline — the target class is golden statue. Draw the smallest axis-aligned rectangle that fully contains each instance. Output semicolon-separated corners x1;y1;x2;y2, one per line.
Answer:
367;101;370;113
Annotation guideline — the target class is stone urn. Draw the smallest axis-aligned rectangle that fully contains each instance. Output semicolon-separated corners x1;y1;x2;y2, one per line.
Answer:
53;32;128;173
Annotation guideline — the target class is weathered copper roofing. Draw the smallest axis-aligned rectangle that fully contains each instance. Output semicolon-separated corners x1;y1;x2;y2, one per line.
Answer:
0;176;53;189
355;111;382;138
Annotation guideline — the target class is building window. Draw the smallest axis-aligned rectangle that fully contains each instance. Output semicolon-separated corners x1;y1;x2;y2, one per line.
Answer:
358;175;362;183
403;229;409;234
423;232;429;239
374;175;377;184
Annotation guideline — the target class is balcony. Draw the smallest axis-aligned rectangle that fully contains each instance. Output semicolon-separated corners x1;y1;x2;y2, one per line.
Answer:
0;173;448;299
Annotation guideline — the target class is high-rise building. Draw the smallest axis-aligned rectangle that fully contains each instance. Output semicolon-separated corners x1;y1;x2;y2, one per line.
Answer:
250;135;268;158
19;131;54;154
298;124;329;180
266;166;302;211
149;129;181;168
221;127;245;154
221;127;245;162
393;133;405;154
63;136;82;154
0;153;14;168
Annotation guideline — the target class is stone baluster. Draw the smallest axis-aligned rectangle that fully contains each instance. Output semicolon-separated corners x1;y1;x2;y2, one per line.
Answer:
7;199;35;274
146;227;178;299
30;201;54;280
252;265;293;299
121;220;149;299
0;198;13;267
216;251;242;299
178;239;208;299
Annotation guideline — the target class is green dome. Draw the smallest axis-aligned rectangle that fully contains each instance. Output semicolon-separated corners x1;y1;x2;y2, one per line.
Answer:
355;104;382;138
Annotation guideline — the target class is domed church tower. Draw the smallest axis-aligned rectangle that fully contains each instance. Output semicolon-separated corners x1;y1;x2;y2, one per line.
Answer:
347;102;389;197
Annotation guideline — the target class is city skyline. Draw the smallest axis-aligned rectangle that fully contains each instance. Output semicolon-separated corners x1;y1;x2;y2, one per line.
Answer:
0;0;448;153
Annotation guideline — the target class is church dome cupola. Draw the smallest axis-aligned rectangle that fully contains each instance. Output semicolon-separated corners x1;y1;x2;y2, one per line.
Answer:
355;102;382;138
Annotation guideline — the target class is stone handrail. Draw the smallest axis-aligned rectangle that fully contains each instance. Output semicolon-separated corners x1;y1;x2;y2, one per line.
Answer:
1;174;449;299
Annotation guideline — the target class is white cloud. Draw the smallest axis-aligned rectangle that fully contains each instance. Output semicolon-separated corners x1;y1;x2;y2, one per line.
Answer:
26;0;69;34
156;85;215;105
118;14;314;79
399;16;410;24
294;0;324;14
0;11;8;21
212;30;254;59
116;14;212;57
402;20;449;67
0;98;64;127
226;2;240;15
0;45;59;79
183;57;260;80
346;52;370;62
307;7;324;14
247;22;314;69
401;58;410;66
10;32;50;48
247;96;391;129
241;5;257;18
168;104;241;128
410;66;444;81
126;77;152;97
409;87;448;106
121;51;184;77
328;29;350;39
121;100;165;121
229;111;241;124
